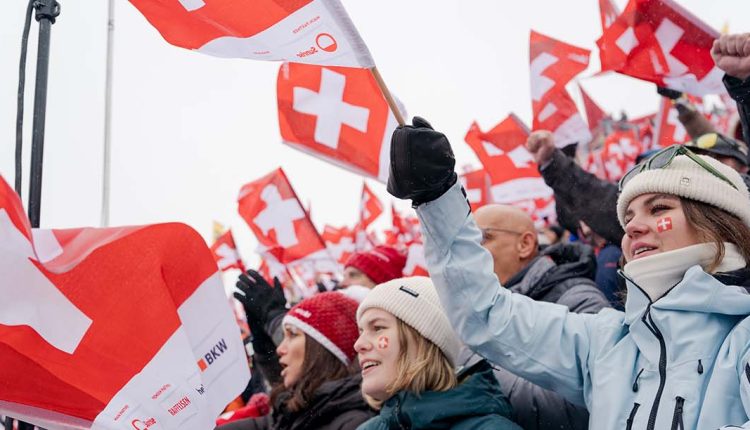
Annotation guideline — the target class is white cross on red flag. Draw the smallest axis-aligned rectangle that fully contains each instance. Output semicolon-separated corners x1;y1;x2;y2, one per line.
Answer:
596;0;725;96
278;63;400;182
600;128;643;181
653;97;693;148
210;229;246;272
238;167;330;265
359;182;383;229
322;225;356;264
464;116;553;205
128;0;374;68
0;175;248;429
460;168;492;213
599;0;621;31
529;31;592;147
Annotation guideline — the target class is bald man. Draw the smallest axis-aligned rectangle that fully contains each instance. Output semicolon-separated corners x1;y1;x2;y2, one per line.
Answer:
464;204;609;430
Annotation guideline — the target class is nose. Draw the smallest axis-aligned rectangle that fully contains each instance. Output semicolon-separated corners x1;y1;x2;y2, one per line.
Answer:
354;332;370;353
625;217;649;238
276;338;287;357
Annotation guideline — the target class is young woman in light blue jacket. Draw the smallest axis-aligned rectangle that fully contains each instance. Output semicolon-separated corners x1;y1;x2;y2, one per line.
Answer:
410;143;750;429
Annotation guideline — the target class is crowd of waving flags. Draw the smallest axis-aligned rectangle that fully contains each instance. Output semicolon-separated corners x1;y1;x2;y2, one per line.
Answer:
1;0;743;428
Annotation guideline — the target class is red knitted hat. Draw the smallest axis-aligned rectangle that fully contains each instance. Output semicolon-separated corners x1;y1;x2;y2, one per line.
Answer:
344;245;406;285
282;292;359;365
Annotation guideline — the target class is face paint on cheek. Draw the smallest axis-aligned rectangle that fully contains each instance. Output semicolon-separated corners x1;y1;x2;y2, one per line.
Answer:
656;217;673;233
377;336;389;350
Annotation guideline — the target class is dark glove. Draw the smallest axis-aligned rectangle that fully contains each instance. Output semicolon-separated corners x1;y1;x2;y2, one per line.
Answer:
657;86;683;100
234;270;287;326
388;116;457;206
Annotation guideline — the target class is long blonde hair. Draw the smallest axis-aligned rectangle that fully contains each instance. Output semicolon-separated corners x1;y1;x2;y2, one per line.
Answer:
365;319;457;409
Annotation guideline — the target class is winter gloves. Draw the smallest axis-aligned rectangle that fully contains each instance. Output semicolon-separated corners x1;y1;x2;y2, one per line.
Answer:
234;270;287;326
388;116;458;206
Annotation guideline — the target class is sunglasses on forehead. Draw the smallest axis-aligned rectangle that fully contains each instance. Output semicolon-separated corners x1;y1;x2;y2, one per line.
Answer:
618;145;738;192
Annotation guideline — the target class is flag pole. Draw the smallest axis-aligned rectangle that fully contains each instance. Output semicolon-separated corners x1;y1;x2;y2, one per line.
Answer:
101;0;115;227
370;67;405;126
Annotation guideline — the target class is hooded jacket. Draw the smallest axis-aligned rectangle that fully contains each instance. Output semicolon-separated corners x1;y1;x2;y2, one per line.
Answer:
356;369;521;430
218;374;373;430
417;182;750;429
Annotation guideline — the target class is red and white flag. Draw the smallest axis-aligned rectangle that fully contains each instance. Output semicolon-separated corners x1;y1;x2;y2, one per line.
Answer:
278;62;401;182
600;128;643;181
530;31;592;147
653;98;691;148
210;229;246;272
460;168;492;213
402;242;429;277
238;168;333;268
129;0;374;68
464;116;553;204
599;0;621;31
359;182;383;228
596;0;725;96
579;83;609;131
322;225;356;264
0;176;248;429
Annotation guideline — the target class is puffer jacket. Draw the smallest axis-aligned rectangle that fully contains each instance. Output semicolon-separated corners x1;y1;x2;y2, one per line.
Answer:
357;369;521;430
218;373;373;430
418;181;750;429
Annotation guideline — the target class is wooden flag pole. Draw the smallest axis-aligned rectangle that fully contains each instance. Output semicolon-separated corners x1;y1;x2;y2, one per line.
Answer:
370;67;405;126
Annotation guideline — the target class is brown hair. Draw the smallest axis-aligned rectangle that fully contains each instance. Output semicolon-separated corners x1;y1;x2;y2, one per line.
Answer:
365;319;457;409
270;333;354;412
681;198;750;272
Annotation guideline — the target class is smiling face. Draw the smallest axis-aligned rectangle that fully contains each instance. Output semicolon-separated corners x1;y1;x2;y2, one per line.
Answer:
354;308;402;401
622;193;702;262
276;324;306;389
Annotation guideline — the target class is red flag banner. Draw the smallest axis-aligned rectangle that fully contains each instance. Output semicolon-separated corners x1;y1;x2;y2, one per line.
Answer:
129;0;374;67
278;63;399;182
579;83;609;131
653;97;692;148
359;182;383;228
599;0;621;31
459;168;492;212
0;176;248;429
529;31;592;147
210;230;246;272
596;0;724;96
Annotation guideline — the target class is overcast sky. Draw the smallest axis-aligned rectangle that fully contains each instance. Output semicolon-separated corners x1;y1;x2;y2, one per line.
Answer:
1;0;748;264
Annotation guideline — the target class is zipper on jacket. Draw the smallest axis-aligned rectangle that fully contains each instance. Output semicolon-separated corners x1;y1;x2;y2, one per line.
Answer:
670;397;685;430
697;360;703;375
642;308;667;430
632;368;644;392
626;402;641;430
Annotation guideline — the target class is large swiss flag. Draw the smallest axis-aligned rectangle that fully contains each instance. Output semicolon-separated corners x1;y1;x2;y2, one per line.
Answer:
278;63;399;182
129;0;374;67
0;176;248;429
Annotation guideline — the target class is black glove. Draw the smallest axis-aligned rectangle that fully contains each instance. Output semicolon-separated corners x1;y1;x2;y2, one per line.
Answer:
657;86;683;100
234;270;287;326
388;116;457;206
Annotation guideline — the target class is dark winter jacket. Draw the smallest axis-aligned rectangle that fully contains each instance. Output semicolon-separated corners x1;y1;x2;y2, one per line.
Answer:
724;74;750;153
218;374;373;430
356;369;521;430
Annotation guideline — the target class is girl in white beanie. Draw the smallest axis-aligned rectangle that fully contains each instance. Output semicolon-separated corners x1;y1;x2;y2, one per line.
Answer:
416;144;750;429
354;276;521;430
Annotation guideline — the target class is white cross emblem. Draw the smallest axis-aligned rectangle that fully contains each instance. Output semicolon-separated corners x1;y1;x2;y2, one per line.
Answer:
666;107;687;142
253;184;305;248
530;52;558;102
215;243;240;270
292;68;370;149
178;0;206;11
657;217;672;232
0;210;92;354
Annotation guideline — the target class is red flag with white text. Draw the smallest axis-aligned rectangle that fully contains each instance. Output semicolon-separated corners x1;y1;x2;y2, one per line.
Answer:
129;0;374;68
210;230;246;272
596;0;725;96
278;62;400;182
0;175;248;429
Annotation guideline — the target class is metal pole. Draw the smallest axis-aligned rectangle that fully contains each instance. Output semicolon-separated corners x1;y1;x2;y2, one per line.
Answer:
101;0;115;227
27;0;60;228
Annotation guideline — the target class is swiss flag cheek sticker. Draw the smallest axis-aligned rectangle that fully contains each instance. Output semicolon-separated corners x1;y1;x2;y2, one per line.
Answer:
377;336;389;350
656;217;673;232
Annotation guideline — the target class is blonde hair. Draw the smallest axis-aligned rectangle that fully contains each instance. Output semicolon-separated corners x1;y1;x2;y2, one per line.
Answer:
365;319;457;409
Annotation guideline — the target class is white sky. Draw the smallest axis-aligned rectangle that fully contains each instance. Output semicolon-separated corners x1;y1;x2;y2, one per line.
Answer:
1;0;748;264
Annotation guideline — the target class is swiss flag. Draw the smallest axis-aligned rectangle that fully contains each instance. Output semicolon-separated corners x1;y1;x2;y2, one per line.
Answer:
129;0;374;68
599;0;621;31
596;0;725;96
402;242;429;277
359;182;383;228
460;168;492;212
0;176;248;429
600;128;643;181
529;31;592;147
464;116;553;204
278;62;400;182
237;168;330;265
579;83;609;131
653;97;691;148
210;230;246;272
322;225;356;264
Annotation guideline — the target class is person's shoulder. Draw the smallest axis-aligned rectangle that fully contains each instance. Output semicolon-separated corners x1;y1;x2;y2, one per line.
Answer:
328;409;377;430
451;414;523;430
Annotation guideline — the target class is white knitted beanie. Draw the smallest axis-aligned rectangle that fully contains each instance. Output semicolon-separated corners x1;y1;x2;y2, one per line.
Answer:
356;276;460;366
617;154;750;229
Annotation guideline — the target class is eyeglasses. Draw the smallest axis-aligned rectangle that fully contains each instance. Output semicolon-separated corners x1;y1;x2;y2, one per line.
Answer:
480;227;524;242
618;145;738;192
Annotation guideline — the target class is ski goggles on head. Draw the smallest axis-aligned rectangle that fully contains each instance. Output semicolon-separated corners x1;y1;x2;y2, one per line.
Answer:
618;144;738;192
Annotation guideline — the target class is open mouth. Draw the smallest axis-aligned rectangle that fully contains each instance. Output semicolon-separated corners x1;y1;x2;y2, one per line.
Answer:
633;246;656;257
361;360;381;374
